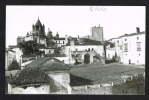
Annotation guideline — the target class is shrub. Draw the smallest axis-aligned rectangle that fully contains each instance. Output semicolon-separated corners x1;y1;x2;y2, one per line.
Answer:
8;60;20;70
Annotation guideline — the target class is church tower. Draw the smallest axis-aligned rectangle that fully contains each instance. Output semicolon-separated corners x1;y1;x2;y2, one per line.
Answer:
56;31;59;38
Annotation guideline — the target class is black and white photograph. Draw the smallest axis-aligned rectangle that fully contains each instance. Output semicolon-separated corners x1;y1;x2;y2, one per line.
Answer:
5;6;145;94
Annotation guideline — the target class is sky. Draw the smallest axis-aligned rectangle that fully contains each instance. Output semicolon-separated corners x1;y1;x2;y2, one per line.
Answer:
6;6;145;47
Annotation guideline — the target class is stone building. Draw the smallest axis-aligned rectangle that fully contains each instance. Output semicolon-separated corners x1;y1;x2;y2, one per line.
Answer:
26;57;71;94
107;27;145;65
90;24;103;42
5;49;16;70
8;67;50;94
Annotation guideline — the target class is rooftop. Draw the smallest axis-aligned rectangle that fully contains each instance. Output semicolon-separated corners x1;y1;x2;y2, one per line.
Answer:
26;57;70;71
66;41;103;46
9;67;50;86
108;31;145;40
54;38;65;40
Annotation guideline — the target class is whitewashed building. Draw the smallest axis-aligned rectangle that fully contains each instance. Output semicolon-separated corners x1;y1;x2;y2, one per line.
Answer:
107;27;145;65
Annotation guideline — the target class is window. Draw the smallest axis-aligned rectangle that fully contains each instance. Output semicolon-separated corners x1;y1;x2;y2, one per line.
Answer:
56;41;57;43
124;43;128;52
139;54;140;56
88;48;90;51
125;39;127;41
92;48;94;51
120;45;122;50
137;42;141;51
63;41;64;44
137;37;139;40
59;41;60;43
76;48;78;51
117;40;119;43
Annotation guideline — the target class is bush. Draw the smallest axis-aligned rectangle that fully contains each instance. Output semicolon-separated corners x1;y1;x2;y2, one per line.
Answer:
8;60;20;70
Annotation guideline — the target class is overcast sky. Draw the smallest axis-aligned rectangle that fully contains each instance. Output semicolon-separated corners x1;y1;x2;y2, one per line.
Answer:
6;6;145;47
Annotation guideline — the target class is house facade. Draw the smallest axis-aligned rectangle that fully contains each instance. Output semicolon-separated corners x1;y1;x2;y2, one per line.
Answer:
107;27;145;65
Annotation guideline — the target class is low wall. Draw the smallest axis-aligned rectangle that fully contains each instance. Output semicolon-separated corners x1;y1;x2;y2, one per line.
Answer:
71;72;145;94
47;72;70;93
8;84;50;94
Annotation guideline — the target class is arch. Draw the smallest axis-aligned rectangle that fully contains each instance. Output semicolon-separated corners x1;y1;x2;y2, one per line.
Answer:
84;53;90;64
76;54;82;65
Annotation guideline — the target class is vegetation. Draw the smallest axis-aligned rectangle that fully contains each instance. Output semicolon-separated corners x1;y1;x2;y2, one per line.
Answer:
18;40;37;55
8;60;20;70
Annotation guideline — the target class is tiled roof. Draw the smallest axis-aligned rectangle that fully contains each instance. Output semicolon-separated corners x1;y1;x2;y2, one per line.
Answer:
9;67;50;86
41;63;70;71
26;57;70;71
44;54;66;57
26;57;51;68
66;41;103;46
9;45;18;49
109;31;145;40
54;38;65;40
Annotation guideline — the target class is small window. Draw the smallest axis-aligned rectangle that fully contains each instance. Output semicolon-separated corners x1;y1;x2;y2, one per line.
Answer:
56;41;57;43
117;40;119;43
88;48;90;51
125;39;127;41
139;54;140;56
63;41;64;44
137;60;139;63
92;48;94;51
137;37;139;40
59;41;60;43
76;48;78;51
126;54;127;56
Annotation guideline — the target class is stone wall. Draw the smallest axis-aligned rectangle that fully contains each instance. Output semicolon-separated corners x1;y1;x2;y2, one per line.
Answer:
47;72;70;93
8;84;50;94
71;72;145;94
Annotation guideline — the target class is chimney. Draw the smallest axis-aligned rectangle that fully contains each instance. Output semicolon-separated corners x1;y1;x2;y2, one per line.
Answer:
136;27;140;33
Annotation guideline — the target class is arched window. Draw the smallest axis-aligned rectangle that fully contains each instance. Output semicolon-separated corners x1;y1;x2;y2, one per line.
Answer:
92;48;94;51
88;48;90;51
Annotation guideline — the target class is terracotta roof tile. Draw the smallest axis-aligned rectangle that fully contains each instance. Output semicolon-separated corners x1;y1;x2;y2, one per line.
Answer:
9;67;50;86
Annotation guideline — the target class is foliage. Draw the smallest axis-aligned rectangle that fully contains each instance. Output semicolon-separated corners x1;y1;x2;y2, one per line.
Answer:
8;60;20;70
18;40;37;55
54;47;61;53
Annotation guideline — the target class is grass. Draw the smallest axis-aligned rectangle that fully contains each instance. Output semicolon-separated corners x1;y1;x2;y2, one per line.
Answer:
70;63;145;85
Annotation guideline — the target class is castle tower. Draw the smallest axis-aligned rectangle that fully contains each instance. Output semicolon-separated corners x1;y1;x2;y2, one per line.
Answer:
90;24;103;42
56;31;59;38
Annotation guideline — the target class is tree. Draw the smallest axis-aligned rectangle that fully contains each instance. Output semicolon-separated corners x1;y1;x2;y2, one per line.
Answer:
8;60;20;70
18;40;37;55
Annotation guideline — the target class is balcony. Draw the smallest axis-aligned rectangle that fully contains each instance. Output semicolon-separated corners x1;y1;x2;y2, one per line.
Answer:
137;48;141;51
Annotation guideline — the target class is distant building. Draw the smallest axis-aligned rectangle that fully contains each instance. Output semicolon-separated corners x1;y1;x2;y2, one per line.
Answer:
106;27;145;65
90;24;103;42
5;49;16;70
15;17;105;65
